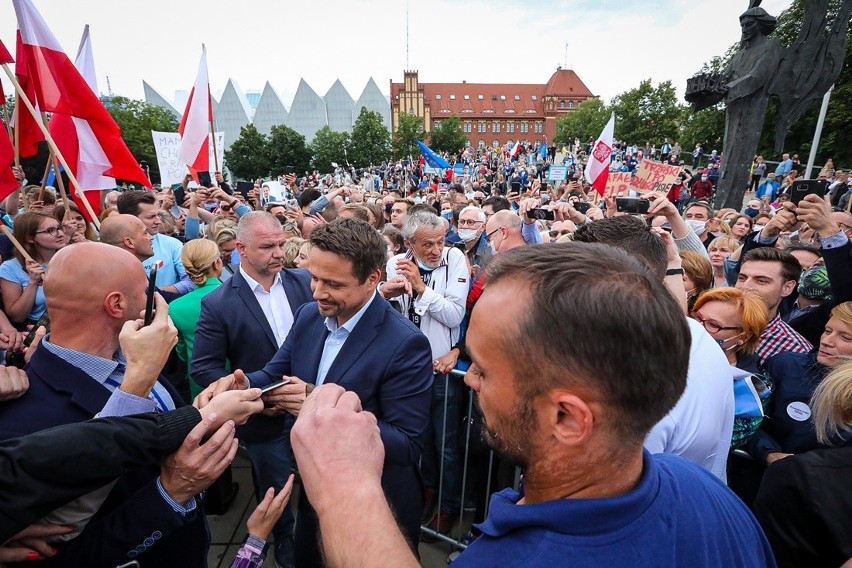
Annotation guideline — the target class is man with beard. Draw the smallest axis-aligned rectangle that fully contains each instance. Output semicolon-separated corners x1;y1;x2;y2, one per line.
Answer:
196;218;433;567
288;243;776;567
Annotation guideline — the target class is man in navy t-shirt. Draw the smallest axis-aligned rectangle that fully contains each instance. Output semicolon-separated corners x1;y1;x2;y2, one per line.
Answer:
289;243;776;567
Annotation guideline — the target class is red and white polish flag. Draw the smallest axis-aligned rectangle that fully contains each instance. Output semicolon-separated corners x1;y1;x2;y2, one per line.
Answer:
13;0;150;194
178;45;212;180
585;113;615;195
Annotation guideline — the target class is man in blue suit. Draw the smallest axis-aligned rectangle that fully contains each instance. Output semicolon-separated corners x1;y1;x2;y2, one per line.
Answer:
192;211;313;568
0;243;230;566
198;218;433;568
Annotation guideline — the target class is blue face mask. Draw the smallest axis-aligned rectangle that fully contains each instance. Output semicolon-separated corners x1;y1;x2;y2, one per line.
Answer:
416;259;434;272
744;207;760;218
441;210;453;220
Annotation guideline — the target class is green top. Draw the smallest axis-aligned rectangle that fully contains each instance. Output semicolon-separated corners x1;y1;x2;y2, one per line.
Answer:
168;278;222;399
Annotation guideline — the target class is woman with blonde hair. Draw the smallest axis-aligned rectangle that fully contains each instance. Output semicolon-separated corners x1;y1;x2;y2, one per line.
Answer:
207;218;239;280
282;238;305;269
169;239;223;398
707;236;740;288
740;302;852;506
753;359;852;565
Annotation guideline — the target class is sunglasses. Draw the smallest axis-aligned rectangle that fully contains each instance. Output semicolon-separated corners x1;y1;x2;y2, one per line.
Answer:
219;204;232;212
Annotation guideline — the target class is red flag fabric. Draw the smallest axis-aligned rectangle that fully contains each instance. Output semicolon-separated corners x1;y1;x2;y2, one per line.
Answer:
178;45;212;180
13;30;45;160
585;113;615;196
13;0;150;190
0;128;18;202
0;38;13;63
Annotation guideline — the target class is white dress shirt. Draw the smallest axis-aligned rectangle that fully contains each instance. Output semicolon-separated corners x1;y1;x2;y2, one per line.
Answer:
240;266;294;347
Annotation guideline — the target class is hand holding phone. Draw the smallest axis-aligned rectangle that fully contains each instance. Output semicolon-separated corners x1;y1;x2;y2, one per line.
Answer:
260;378;292;395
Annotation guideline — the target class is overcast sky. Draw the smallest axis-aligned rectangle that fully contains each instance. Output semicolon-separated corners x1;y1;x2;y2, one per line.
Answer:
2;0;793;109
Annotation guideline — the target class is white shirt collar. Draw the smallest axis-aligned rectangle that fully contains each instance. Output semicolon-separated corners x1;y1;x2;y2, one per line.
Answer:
239;265;282;293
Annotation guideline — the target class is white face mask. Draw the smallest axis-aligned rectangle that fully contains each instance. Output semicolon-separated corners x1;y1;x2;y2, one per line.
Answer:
457;228;480;243
686;219;707;235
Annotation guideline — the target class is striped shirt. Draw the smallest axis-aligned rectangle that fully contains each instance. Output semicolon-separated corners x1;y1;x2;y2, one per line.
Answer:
756;313;812;366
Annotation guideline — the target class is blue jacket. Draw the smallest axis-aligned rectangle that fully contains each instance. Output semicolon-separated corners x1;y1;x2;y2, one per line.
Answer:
746;350;839;463
191;268;313;443
0;345;208;567
247;293;433;548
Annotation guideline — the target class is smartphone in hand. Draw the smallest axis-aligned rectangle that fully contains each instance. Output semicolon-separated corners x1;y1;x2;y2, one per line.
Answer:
143;265;158;326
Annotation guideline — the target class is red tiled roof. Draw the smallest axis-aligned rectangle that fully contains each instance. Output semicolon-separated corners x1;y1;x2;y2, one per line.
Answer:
390;69;594;120
544;69;594;98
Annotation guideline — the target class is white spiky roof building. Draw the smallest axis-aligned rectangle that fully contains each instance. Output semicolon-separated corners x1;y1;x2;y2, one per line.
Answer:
142;78;391;151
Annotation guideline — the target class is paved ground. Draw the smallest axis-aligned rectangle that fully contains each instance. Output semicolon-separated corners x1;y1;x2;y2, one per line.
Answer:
207;451;460;568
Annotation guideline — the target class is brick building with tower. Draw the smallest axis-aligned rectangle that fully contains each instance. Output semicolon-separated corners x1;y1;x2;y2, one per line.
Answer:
390;68;595;149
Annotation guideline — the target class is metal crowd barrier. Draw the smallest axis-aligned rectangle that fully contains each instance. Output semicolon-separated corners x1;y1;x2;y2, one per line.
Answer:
419;369;521;551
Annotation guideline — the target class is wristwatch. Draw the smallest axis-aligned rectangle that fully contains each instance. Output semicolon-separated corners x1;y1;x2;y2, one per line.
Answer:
665;268;684;276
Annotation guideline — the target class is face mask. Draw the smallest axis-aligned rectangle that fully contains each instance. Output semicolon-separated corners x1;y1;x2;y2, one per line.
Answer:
415;258;435;272
457;228;480;243
489;241;498;255
711;231;726;238
716;334;744;352
441;210;453;220
744;207;760;218
701;176;709;182
686;219;707;234
754;224;765;231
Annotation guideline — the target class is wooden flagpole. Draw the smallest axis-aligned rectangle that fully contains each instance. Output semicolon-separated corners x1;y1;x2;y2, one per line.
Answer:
0;225;34;263
13;93;20;166
0;62;100;229
209;115;219;172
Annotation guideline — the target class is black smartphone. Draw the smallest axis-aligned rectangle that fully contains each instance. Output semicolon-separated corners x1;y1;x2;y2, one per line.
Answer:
790;179;827;205
528;208;555;221
197;171;212;187
573;202;591;214
173;185;186;208
284;165;295;174
236;181;253;200
143;265;157;326
24;311;50;347
616;197;650;214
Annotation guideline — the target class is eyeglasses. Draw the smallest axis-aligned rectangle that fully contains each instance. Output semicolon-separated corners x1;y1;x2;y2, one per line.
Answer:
691;313;742;334
484;227;502;243
458;219;484;227
549;230;572;237
35;225;65;236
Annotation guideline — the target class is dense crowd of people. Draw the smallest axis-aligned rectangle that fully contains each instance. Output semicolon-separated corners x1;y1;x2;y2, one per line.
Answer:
0;138;850;568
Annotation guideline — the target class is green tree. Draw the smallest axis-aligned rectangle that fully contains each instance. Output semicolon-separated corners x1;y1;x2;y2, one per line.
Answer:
106;96;179;184
309;126;350;173
680;106;726;155
267;124;311;176
428;116;467;156
393;113;424;160
348;108;391;167
555;98;610;144
610;79;685;146
223;124;271;180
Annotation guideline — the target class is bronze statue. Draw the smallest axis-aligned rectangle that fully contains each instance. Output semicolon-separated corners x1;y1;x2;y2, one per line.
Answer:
685;0;852;210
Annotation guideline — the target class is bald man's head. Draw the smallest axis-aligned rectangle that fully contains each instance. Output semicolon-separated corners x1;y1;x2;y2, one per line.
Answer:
45;242;148;333
486;209;522;234
99;214;154;261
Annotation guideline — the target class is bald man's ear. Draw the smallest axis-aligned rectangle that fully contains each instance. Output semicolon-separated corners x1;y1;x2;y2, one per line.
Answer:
103;291;128;320
122;236;135;252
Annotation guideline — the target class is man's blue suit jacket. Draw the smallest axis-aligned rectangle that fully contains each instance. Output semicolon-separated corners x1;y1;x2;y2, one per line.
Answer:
248;292;434;536
0;344;208;567
191;268;313;442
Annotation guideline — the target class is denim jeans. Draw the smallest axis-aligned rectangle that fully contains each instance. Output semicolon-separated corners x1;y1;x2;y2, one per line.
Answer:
421;374;463;514
243;417;295;549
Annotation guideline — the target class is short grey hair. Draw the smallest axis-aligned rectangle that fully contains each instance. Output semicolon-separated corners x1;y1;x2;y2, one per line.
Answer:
459;205;486;223
236;211;282;242
402;211;444;242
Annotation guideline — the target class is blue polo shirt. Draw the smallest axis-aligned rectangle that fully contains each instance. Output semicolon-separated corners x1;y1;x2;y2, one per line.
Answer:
453;452;775;567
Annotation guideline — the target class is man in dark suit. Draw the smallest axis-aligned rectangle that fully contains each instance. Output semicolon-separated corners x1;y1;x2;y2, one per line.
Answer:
198;218;433;568
192;211;313;568
0;243;234;566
